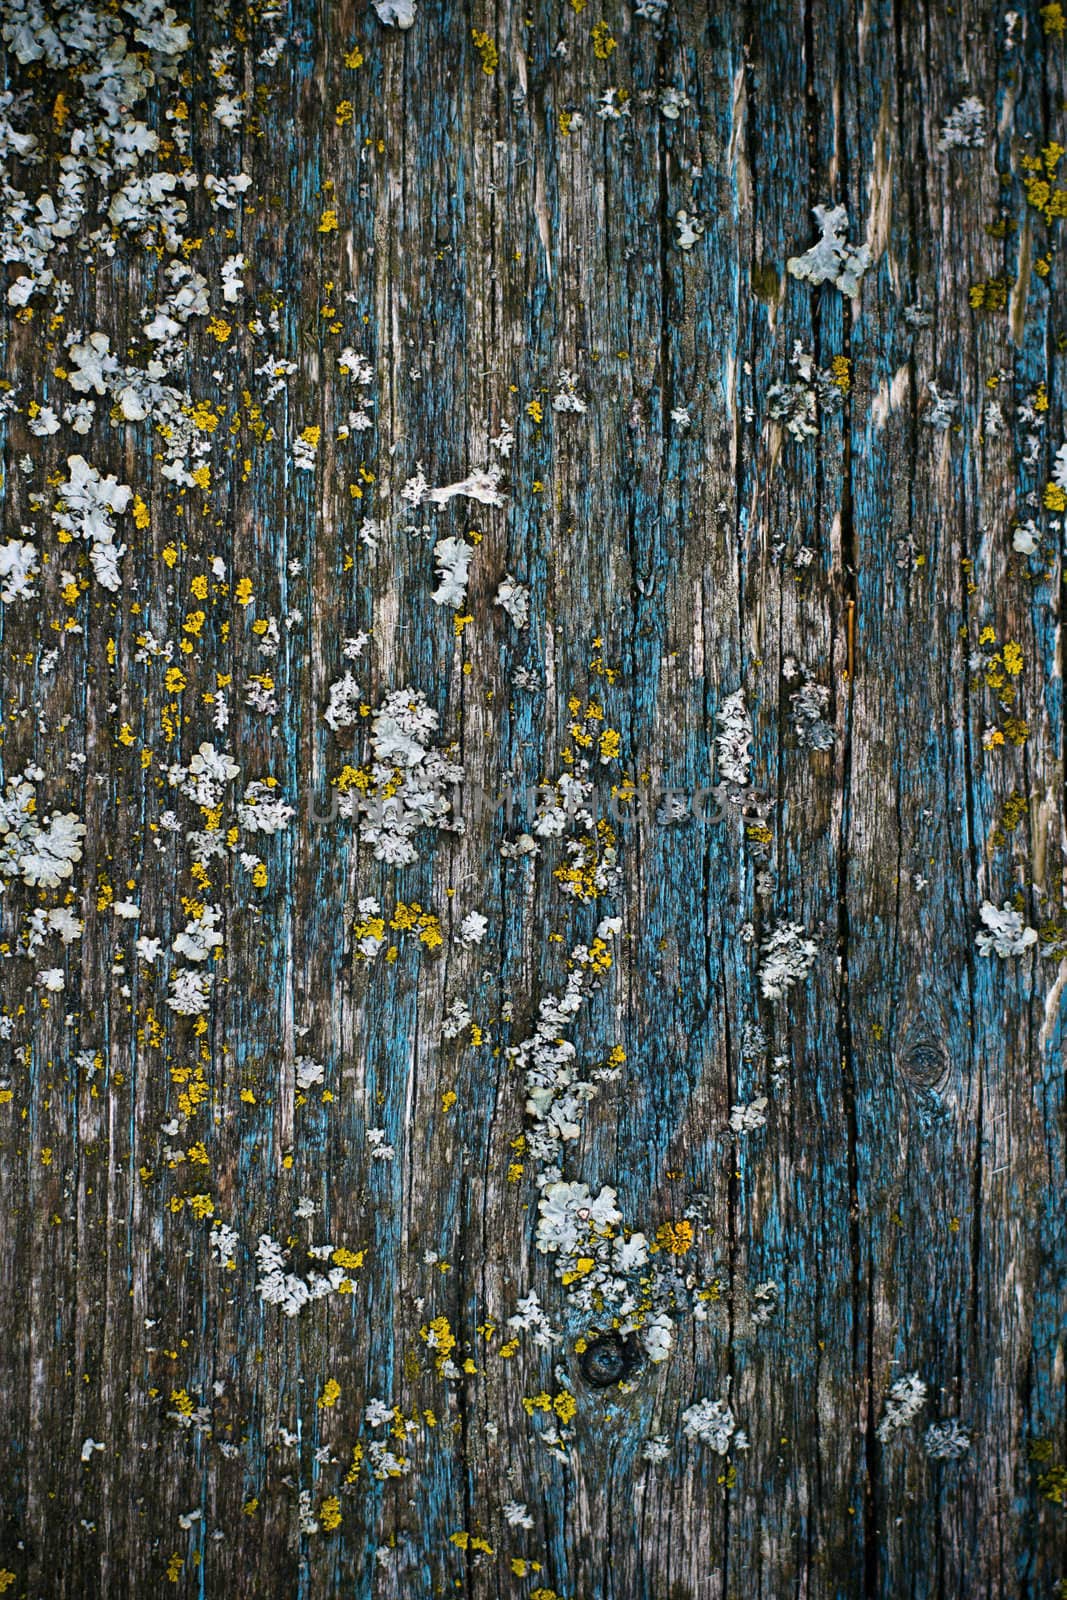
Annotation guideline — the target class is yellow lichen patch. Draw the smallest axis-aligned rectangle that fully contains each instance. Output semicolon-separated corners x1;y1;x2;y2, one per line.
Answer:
1022;143;1067;222
190;401;219;432
587;936;613;974
988;790;1030;853
450;1531;495;1554
389;901;443;949
592;19;616;56
420;1314;457;1374
655;1219;695;1255
969;279;1008;311
169;1387;195;1418
830;355;851;390
318;1378;341;1409
171;1063;209;1120
332;1246;365;1271
471;28;498;73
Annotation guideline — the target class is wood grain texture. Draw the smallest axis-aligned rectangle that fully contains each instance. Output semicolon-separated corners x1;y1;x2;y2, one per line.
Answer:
0;1;1064;1596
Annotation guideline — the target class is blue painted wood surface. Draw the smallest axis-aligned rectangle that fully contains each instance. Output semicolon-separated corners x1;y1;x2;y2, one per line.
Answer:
0;1;1064;1596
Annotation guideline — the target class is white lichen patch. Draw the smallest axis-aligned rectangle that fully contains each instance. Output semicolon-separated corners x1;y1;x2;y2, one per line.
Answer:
975;899;1037;958
937;97;987;151
335;688;463;866
51;454;132;591
323;670;362;732
431;465;506;507
767;342;845;439
758;921;817;1000
877;1372;927;1442
0;771;86;889
431;536;474;608
495;574;530;629
681;1396;749;1455
787;204;870;298
255;1232;364;1317
728;1096;768;1133
674;209;704;250
0;539;40;602
923;1418;971;1460
715;689;752;786
372;0;416;27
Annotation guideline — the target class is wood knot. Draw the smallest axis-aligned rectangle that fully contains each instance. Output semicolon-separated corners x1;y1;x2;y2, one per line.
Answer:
578;1333;641;1388
898;1032;949;1093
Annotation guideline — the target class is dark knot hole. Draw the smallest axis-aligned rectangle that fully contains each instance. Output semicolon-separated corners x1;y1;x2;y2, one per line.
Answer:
579;1333;641;1388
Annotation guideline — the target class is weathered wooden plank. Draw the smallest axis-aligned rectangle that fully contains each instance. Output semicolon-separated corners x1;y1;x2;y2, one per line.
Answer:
0;2;1064;1597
